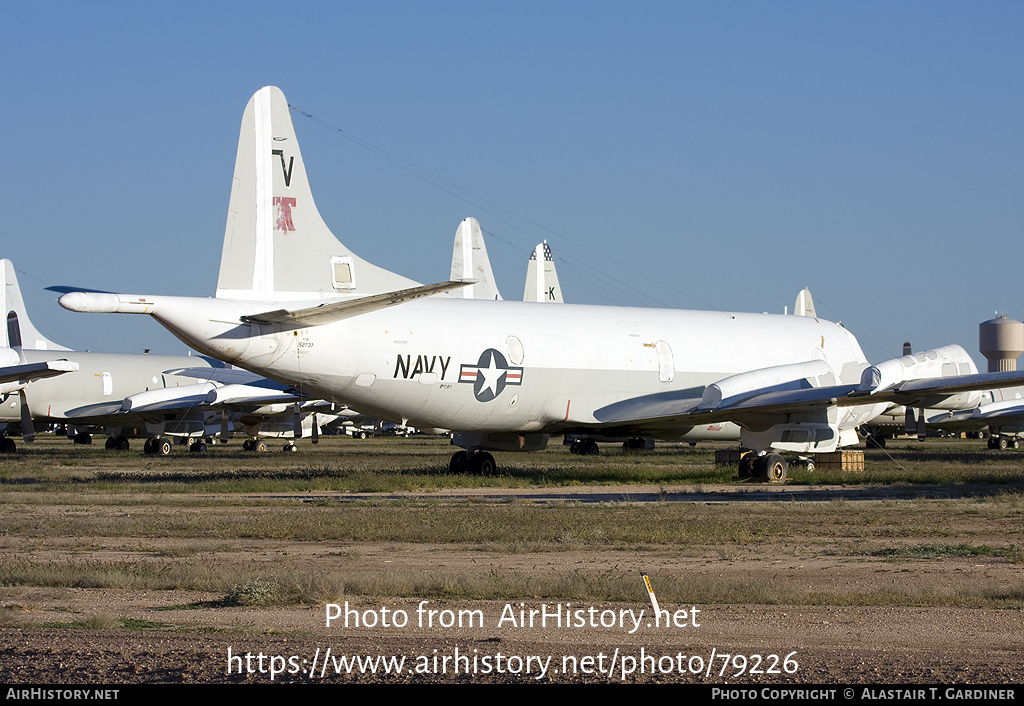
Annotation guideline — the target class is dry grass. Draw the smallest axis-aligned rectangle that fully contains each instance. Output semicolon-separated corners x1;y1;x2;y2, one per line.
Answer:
0;434;1022;611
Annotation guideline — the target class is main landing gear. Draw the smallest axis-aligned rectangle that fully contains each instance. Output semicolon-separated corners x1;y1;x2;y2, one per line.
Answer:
449;450;496;475
143;437;172;456
987;434;1019;450
104;435;131;451
569;439;599;455
738;451;788;483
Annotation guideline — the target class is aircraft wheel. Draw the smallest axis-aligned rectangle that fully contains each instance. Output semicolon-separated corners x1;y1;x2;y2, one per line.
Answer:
116;436;130;451
283;443;297;452
1012;439;1020;450
569;440;582;455
105;437;116;450
154;438;172;456
804;458;816;473
470;452;496;475
998;437;1009;451
761;453;788;483
1;437;16;453
255;440;267;453
73;433;92;445
190;442;207;453
738;453;757;479
143;437;156;454
582;439;599;455
449;450;469;473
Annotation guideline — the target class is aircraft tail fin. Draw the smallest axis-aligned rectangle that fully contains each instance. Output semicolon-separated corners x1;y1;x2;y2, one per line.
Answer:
523;241;563;303
449;217;502;300
216;86;418;302
794;287;816;318
1;260;70;351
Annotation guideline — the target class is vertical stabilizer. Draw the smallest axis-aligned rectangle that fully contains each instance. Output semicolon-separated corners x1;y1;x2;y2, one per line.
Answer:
794;287;816;318
449;217;502;300
523;242;564;303
216;86;418;302
1;260;70;351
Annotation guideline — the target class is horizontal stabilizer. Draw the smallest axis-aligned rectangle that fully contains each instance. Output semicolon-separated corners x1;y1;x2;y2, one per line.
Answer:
166;366;268;385
0;360;78;386
45;285;117;295
242;280;476;327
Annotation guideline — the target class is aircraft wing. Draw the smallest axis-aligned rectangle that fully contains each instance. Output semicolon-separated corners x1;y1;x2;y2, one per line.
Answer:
0;360;78;385
590;358;1024;450
927;399;1024;430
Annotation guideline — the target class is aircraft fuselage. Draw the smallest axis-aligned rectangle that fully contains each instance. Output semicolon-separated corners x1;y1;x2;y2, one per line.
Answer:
126;294;874;439
1;351;207;422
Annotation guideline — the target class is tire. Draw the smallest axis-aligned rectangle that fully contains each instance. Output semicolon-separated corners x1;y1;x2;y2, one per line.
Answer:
761;453;788;483
0;438;16;453
155;439;172;456
471;452;496;475
738;453;757;478
449;450;469;473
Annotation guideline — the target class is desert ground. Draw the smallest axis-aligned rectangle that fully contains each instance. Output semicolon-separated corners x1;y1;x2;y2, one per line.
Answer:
0;434;1021;684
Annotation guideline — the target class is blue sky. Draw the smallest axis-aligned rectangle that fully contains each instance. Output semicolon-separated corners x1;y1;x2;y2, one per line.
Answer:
3;1;1022;364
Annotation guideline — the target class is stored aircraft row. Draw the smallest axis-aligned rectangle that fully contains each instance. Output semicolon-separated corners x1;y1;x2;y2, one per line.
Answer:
1;259;339;453
57;86;1024;477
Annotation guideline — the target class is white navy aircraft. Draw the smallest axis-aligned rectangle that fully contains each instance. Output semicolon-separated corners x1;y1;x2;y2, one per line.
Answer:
59;86;1024;478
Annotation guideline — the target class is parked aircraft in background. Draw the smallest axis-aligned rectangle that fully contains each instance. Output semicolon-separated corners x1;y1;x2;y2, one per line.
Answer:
854;341;1024;451
450;217;502;301
523;242;563;304
59;86;1024;479
1;259;219;452
2;259;332;454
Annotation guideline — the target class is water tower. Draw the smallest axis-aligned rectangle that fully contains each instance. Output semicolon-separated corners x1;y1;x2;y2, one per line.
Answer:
979;315;1024;372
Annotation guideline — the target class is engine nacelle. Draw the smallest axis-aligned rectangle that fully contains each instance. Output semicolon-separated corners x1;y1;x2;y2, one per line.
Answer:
121;381;220;412
699;360;837;411
858;345;983;410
